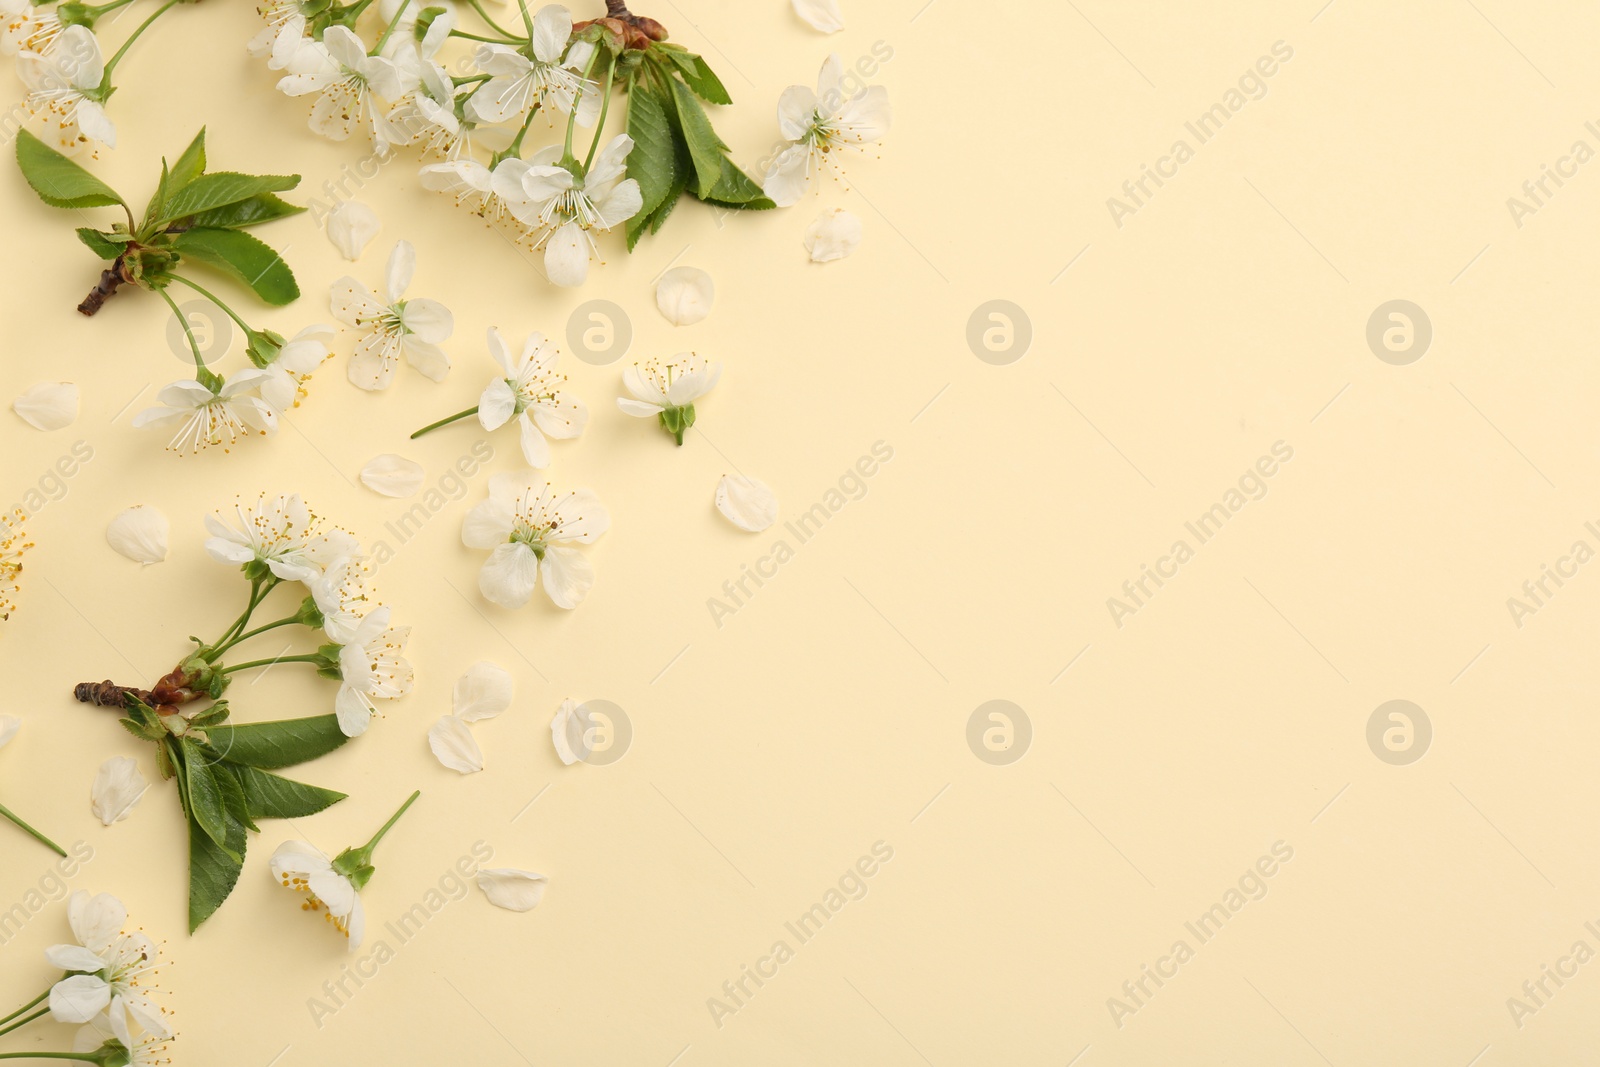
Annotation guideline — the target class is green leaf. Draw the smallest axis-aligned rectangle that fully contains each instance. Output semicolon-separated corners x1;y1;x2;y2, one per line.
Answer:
205;714;350;770
230;765;347;820
187;772;247;933
171;227;299;305
158;171;301;225
166;128;207;193
118;715;164;743
659;47;731;105
181;739;233;855
646;137;692;237
701;156;775;209
76;228;130;260
187;192;304;230
625;82;679;250
667;76;726;199
15;129;125;210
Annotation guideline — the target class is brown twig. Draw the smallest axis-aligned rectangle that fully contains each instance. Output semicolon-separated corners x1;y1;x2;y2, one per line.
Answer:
77;255;130;316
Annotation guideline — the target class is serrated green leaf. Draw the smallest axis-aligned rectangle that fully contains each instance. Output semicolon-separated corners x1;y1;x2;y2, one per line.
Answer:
118;716;164;743
15;129;125;210
180;739;232;855
171;227;299;305
187;193;304;230
167;128;207;193
230;765;346;820
76;228;130;259
667;76;726;199
187;786;247;932
701;155;775;208
659;47;731;105
205;714;349;770
158;171;300;225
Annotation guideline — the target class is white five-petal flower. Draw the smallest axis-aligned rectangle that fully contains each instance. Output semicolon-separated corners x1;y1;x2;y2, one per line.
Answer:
1;0;63;56
331;240;454;390
46;892;170;1042
203;492;357;582
307;554;375;644
463;6;597;126
270;840;366;949
132;372;279;454
333;605;413;737
18;26;114;154
257;325;334;415
477;327;586;468
616;352;722;443
276;25;417;150
494;137;642;286
762;53;891;206
461;473;609;609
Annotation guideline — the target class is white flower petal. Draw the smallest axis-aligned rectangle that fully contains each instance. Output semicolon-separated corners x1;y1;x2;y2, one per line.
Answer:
360;454;425;498
49;975;110;1024
550;699;580;765
714;475;779;532
479;541;540;608
326;200;381;261
90;756;149;825
453;661;514;722
477;867;547;911
539;545;594;609
105;506;168;564
655;266;714;326
791;0;844;32
13;382;79;430
0;715;19;750
428;715;484;774
803;208;862;262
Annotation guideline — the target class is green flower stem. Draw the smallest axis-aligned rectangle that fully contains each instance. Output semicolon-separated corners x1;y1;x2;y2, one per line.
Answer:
516;0;536;39
562;47;603;165
0;801;67;858
206;575;281;658
410;406;479;439
368;0;411;56
167;275;251;336
0;1007;50;1038
100;0;180;81
0;1055;102;1063
583;50;618;171
219;654;323;676
468;0;522;39
452;73;495;86
495;106;541;165
156;287;221;392
0;990;50;1028
450;28;523;44
361;790;420;853
213;615;303;656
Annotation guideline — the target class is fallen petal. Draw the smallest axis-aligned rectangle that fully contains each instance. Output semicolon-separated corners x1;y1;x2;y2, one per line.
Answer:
655;266;714;326
13;382;79;431
105;506;169;565
360;454;425;498
453;661;514;722
327;200;382;261
715;474;779;532
477;867;547;911
90;756;149;825
0;715;18;749
428;715;484;774
550;699;580;765
791;0;844;32
803;208;862;263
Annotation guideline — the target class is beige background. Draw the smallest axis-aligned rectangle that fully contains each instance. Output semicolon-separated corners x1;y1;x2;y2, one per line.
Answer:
2;0;1598;1062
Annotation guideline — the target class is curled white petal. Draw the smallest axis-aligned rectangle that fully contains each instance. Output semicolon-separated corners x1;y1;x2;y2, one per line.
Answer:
0;715;19;750
655;266;714;326
428;715;484;774
715;475;779;532
550;699;580;765
453;661;514;722
792;0;844;32
326;200;381;261
90;757;149;825
477;867;547;911
803;208;862;263
360;454;425;498
105;506;169;565
13;382;79;431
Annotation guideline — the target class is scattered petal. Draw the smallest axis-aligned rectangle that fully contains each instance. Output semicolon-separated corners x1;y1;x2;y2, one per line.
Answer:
327;200;381;261
105;506;169;565
13;382;79;431
655;266;714;326
453;661;514;722
804;208;862;262
477;867;547;911
428;715;484;774
90;757;149;826
0;715;19;749
360;454;425;498
791;0;844;32
715;475;779;532
550;699;580;765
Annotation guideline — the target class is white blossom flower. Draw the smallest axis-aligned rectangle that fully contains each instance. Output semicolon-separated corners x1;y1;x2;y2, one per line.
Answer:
72;1015;169;1067
762;53;891;206
270;840;366;949
803;207;861;261
333;605;413;736
132;372;279;454
1;0;62;55
655;267;714;325
461;473;608;609
90;757;149;825
18;25;114;154
715;475;779;532
105;506;168;564
12;381;78;429
204;492;357;582
331;240;453;390
616;352;722;444
495;137;642;286
326;200;381;261
307;554;375;644
46;892;169;1041
257;325;334;414
247;9;313;70
276;25;417;150
453;661;513;721
477;868;547;910
477;327;586;468
359;454;425;498
463;6;597;125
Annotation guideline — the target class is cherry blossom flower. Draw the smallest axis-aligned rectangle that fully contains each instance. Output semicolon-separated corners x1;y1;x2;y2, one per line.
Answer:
255;325;334;414
762;53;891;206
332;605;413;737
46;891;170;1042
331;240;453;390
496;138;642;286
1;0;63;55
203;492;356;582
18;25;114;154
616;352;722;444
276;25;417;150
463;6;597;126
478;327;586;468
132;372;279;454
269;840;366;949
462;473;608;609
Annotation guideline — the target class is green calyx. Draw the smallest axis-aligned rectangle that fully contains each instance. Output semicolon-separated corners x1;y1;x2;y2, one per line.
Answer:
332;790;421;890
658;403;695;445
246;327;287;368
